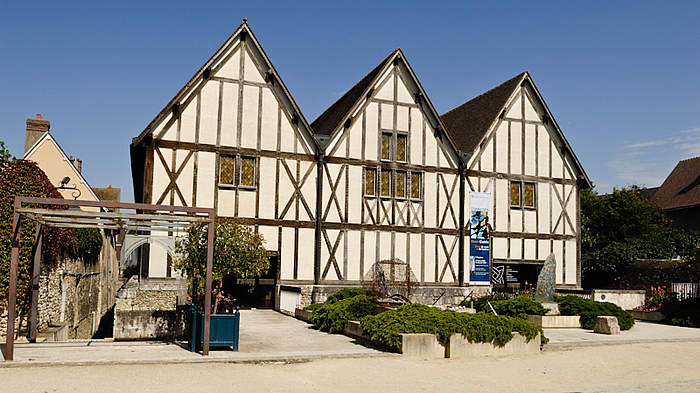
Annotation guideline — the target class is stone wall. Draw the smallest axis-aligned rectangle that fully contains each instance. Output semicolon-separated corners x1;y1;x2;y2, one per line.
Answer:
592;289;645;310
113;276;188;340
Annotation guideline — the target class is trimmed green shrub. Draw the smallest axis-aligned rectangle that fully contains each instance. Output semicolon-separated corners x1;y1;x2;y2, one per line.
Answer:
359;303;546;352
303;302;324;312
478;296;549;319
661;298;700;328
311;295;376;333
325;288;369;304
557;295;634;330
473;292;512;312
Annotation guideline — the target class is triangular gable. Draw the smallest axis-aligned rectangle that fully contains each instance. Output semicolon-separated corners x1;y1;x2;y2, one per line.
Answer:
24;132;101;202
131;20;317;152
311;48;461;163
441;71;591;187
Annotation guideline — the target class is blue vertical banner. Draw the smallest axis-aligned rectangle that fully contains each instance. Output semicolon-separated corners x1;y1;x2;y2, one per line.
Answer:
469;192;491;285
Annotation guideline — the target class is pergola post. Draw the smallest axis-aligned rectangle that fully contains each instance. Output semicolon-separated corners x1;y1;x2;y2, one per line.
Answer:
29;223;42;342
202;213;215;355
6;198;22;361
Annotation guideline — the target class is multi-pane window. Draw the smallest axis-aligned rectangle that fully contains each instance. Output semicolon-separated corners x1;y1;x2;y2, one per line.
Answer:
380;169;391;197
510;181;535;209
395;171;407;199
380;132;408;162
381;133;392;161
396;134;407;162
410;172;421;200
219;155;257;189
364;168;376;196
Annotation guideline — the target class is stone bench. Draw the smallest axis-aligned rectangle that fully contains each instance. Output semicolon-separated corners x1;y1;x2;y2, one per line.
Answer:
594;316;620;335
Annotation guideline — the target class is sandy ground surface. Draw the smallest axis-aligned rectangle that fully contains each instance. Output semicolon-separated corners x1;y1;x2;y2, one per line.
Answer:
2;341;699;393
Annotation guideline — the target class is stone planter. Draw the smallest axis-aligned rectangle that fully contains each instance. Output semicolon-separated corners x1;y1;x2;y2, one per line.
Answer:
399;333;445;358
344;320;364;338
527;314;582;328
629;310;664;321
447;333;541;358
294;308;313;323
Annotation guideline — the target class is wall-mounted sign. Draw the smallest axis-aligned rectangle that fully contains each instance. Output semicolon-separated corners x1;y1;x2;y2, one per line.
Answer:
469;192;491;285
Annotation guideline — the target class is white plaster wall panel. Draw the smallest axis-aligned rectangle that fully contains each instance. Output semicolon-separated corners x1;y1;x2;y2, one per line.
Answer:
553;240;563;284
179;96;197;143
396;105;409;132
566;186;578;232
510;126;522;175
175;156;194;206
524;124;536;176
552;194;563;235
281;227;295;280
348;119;363;159
506;93;521;119
566;239;577;284
217;189;234;216
538;239;550;260
380;103;393;130
480;139;493;172
523;209;536;233
220;83;238;147
538;183;550;233
214;47;240;79
493;237;507;259
395;232;407;264
280;115;295;153
396;77;413;104
149;245;167;278
152;148;170;203
537;127;549;177
423;172;437;226
379;231;391;262
260;88;278;151
511;209;522;233
333;134;348;158
301;161;317;216
243;50;265;84
361;232;375;277
257;225;278;252
510;238;522;260
196;152;215;208
199;81;219;145
495;180;508;230
322;229;341;281
323;164;343;223
346;230;361;281
160;120;177;142
551;144;563;179
409;108;423;165
524;239;536;260
240;85;259;149
563;158;574;180
237;190;255;217
364;103;378;161
495;122;509;173
257;157;276;219
524;95;540;121
424;123;437;167
424;235;436;283
348;166;362;223
276;162;293;219
375;73;394;100
298;229;315;280
409;233;422;281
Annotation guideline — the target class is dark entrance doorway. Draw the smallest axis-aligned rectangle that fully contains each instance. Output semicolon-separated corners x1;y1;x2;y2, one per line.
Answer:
225;254;279;309
492;262;542;291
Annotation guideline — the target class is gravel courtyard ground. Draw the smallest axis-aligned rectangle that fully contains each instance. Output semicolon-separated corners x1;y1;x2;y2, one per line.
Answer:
2;341;699;393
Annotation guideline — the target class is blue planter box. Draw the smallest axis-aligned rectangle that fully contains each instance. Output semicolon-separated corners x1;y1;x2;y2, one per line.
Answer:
190;306;240;352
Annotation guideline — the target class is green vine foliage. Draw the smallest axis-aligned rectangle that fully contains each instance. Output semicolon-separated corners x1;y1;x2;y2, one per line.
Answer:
360;303;546;352
0;160;75;312
70;228;103;264
174;222;270;309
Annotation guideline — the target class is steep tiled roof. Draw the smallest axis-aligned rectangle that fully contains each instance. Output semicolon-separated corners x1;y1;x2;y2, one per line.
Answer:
311;50;397;136
440;72;526;153
652;156;700;210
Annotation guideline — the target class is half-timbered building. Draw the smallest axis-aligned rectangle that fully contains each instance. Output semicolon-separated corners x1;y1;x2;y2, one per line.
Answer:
441;72;591;289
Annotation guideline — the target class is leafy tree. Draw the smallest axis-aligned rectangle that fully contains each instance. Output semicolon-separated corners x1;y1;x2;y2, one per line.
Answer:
174;222;269;312
581;186;699;288
0;141;13;170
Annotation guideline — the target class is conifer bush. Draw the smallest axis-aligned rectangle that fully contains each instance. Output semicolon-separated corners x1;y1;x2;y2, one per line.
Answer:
478;296;549;319
557;295;634;330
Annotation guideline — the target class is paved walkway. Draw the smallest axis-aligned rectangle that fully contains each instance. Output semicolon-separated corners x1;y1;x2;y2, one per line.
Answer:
0;310;388;367
544;320;700;350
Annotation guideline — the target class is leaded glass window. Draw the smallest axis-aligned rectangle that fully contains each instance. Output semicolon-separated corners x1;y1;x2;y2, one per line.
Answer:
220;156;235;185
364;168;376;196
239;157;256;187
523;183;535;208
380;170;391;197
396;134;407;162
381;133;392;161
410;172;421;200
395;171;407;199
510;181;522;207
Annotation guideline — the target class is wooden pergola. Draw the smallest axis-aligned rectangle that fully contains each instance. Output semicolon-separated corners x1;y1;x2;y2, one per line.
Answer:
4;196;216;361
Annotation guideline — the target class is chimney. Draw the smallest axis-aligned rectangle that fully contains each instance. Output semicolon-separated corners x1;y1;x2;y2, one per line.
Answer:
69;155;82;174
25;114;50;154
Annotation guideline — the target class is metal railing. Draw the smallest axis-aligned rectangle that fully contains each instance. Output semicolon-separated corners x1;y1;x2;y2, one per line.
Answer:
672;283;700;300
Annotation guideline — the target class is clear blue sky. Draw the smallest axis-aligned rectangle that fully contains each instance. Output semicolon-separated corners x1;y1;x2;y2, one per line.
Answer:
1;1;699;201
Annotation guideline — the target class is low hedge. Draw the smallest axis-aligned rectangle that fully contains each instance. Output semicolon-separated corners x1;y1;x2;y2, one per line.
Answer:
310;295;376;333
359;303;546;351
325;288;370;304
478;296;549;319
661;298;700;327
557;295;634;330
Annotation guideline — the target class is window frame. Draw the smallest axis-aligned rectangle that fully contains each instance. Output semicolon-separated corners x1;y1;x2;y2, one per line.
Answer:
509;180;522;208
379;169;392;199
380;131;393;162
218;155;237;188
364;167;377;197
217;154;257;190
395;132;408;163
238;155;257;190
522;182;536;209
395;170;407;200
409;171;422;201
